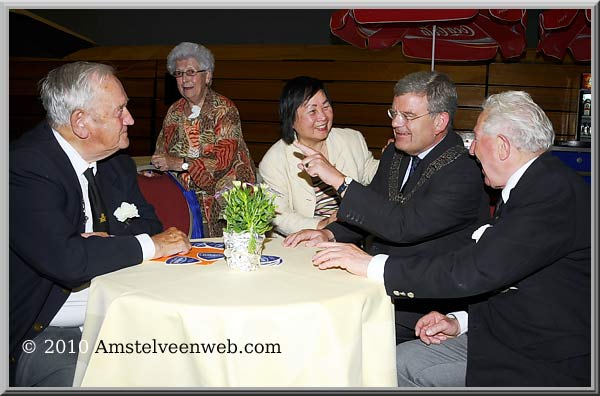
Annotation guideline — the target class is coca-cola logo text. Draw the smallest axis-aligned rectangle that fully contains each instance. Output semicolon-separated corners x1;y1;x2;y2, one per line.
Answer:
419;25;476;38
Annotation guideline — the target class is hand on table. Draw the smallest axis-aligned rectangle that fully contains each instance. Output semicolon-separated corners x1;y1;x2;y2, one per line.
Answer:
293;142;345;190
283;229;334;248
311;241;371;277
415;311;460;345
151;227;191;258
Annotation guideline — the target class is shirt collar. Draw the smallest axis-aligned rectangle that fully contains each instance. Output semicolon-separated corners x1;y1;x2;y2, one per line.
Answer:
415;138;440;160
501;155;540;203
52;128;97;175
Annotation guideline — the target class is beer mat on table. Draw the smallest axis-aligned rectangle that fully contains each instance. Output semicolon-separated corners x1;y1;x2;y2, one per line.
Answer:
153;242;283;267
154;244;225;266
260;255;283;267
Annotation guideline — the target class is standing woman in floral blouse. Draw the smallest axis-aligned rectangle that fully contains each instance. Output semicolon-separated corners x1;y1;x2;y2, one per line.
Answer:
151;42;256;237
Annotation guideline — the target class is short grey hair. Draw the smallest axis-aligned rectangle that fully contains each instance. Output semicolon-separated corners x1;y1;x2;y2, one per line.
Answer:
166;42;215;75
39;61;115;128
394;71;458;129
481;91;555;152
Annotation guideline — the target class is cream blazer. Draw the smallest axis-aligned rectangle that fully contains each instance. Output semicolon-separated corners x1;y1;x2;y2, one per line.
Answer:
258;128;379;236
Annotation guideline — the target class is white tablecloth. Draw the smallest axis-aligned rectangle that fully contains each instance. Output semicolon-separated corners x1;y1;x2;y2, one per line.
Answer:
73;236;397;387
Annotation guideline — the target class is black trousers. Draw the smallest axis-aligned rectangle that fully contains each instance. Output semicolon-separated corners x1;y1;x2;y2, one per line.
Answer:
15;326;82;387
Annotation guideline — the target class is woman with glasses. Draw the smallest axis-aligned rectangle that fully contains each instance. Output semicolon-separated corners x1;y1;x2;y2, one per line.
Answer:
258;76;379;236
151;42;256;237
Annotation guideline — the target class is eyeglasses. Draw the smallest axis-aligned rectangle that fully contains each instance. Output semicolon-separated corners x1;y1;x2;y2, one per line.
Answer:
387;108;432;123
172;69;207;78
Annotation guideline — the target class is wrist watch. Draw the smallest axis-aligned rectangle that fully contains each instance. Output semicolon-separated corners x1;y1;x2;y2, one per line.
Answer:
336;176;353;195
181;158;190;171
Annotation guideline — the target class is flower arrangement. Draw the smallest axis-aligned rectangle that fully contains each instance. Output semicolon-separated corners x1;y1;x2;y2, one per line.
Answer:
219;181;277;253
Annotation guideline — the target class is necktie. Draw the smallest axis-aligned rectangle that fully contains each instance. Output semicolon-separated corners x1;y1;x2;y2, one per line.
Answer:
83;168;109;233
408;156;421;178
494;197;505;219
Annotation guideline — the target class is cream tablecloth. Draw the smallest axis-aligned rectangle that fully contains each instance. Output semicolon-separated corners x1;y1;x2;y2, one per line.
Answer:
73;236;397;387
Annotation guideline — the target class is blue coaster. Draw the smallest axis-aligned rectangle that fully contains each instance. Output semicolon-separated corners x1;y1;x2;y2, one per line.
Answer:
191;241;225;249
197;252;225;262
165;256;200;265
260;255;283;266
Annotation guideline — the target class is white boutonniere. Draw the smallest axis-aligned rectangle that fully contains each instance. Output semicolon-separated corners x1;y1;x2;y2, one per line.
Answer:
188;105;201;120
114;202;140;223
471;224;492;243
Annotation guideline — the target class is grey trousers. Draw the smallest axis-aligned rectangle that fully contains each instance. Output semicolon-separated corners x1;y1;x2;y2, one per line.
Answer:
15;326;82;387
396;334;468;387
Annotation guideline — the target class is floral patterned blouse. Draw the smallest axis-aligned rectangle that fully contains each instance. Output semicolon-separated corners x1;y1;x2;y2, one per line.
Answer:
154;88;256;237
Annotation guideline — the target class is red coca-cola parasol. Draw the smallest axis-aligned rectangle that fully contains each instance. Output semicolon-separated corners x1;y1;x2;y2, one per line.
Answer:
537;9;591;62
330;9;527;68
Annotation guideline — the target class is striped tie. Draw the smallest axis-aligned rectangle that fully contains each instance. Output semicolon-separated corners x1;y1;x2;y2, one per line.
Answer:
408;156;421;178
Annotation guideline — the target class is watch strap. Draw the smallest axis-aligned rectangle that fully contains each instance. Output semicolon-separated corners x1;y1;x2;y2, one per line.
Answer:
336;176;352;195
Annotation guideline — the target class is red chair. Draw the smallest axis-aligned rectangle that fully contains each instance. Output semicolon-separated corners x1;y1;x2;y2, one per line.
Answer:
136;168;203;238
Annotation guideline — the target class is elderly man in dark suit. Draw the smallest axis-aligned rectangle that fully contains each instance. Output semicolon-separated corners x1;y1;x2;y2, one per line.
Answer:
9;61;192;387
284;71;490;343
311;91;591;387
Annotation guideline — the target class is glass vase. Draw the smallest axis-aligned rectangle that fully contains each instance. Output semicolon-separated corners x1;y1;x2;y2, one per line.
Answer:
223;231;265;271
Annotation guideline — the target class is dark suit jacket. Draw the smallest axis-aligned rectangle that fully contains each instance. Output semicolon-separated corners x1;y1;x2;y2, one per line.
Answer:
9;123;163;385
327;132;490;329
328;131;490;258
384;152;591;386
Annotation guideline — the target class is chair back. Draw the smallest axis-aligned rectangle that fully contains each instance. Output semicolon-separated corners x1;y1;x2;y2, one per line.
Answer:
136;169;204;238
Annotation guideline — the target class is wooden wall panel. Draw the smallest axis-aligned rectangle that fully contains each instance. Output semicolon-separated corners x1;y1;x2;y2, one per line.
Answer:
121;78;156;98
10;45;591;164
488;63;590;88
211;80;486;107
488;62;589;141
212;61;488;84
487;86;580;112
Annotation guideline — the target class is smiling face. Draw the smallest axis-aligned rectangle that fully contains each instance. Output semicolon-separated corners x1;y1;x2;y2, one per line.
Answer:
292;90;333;146
174;57;211;105
83;75;134;161
391;93;444;156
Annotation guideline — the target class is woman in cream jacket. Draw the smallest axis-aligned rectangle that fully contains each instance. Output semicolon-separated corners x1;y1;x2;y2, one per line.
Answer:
259;76;379;236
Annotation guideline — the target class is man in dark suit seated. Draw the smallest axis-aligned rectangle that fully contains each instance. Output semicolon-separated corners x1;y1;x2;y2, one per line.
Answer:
310;91;591;387
284;71;490;343
9;61;192;387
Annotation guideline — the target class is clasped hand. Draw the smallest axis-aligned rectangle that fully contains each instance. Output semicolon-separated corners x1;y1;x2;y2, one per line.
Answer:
415;311;460;345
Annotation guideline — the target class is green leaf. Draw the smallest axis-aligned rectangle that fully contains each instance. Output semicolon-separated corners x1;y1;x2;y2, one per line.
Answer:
220;181;277;236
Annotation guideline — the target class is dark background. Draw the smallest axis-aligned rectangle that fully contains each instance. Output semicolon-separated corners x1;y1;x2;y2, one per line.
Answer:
11;9;543;58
